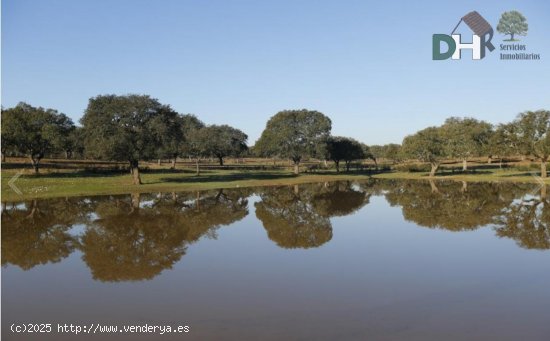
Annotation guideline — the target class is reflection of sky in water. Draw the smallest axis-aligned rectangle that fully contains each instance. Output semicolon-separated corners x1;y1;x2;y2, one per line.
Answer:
67;223;86;238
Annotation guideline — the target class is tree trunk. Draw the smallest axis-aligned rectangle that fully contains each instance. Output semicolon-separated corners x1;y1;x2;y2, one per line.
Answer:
429;180;439;193
158;159;161;166
511;33;515;40
196;191;201;210
130;160;142;185
324;159;327;167
429;163;439;177
541;185;547;200
487;156;492;164
196;158;200;176
461;181;468;193
1;152;5;162
335;161;340;173
30;157;40;174
293;163;299;175
26;200;40;218
462;158;468;171
171;158;176;169
131;193;140;209
542;160;548;178
345;161;351;172
218;156;224;166
65;151;71;159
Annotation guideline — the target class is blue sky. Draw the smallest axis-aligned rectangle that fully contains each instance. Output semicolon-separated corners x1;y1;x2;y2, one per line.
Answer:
2;0;549;145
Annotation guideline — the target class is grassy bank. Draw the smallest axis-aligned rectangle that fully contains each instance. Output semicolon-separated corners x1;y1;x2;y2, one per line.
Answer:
2;163;549;201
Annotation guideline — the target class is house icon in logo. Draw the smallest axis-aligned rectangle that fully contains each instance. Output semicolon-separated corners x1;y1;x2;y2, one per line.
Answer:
433;11;496;60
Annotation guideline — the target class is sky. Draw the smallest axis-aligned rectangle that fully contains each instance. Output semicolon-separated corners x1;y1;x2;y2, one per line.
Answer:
2;0;550;145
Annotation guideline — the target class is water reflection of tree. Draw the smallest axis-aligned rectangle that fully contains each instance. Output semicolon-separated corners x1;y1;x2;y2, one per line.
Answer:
1;198;89;270
79;189;251;282
380;179;549;250
2;180;547;279
312;181;371;217
494;185;549;250
255;182;370;249
383;180;519;231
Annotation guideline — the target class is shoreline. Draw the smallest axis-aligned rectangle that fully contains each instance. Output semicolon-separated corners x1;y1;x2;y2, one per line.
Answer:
2;169;548;202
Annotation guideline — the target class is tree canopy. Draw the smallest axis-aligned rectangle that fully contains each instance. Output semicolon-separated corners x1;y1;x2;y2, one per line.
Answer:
326;136;365;172
513;110;550;178
80;94;176;184
402;126;446;177
199;124;248;165
255;109;332;174
1;102;75;172
441;117;493;170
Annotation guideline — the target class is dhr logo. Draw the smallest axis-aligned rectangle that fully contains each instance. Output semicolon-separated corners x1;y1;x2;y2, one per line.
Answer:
433;11;495;60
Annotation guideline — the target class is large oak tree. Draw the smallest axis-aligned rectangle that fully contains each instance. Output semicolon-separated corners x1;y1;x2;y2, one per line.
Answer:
513;110;550;178
80;94;176;184
255;109;332;174
201;124;248;166
1;102;74;172
402;126;446;177
442;117;493;171
326;136;365;172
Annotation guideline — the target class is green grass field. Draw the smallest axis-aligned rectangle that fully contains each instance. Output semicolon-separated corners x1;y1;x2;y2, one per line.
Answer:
2;158;549;201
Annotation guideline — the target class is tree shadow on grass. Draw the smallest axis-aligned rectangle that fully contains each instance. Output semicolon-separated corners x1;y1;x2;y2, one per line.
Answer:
16;170;128;179
1;160;126;170
13;168;194;180
433;169;494;177
500;172;548;178
158;172;298;184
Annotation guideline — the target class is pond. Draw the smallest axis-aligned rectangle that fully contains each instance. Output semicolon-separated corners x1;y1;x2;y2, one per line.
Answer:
2;180;549;340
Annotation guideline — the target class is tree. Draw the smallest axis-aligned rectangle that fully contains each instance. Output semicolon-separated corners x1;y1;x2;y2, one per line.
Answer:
383;143;402;164
200;124;248;166
1;108;16;162
442;117;493;171
49;120;86;160
368;145;384;165
80;94;177;184
185;127;210;175
513;110;550;178
487;123;521;167
367;144;401;165
49;113;76;159
402;126;446;177
178;114;205;167
361;144;377;166
497;10;528;41
255;109;332;174
1;102;74;172
150;107;184;167
325;136;365;172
